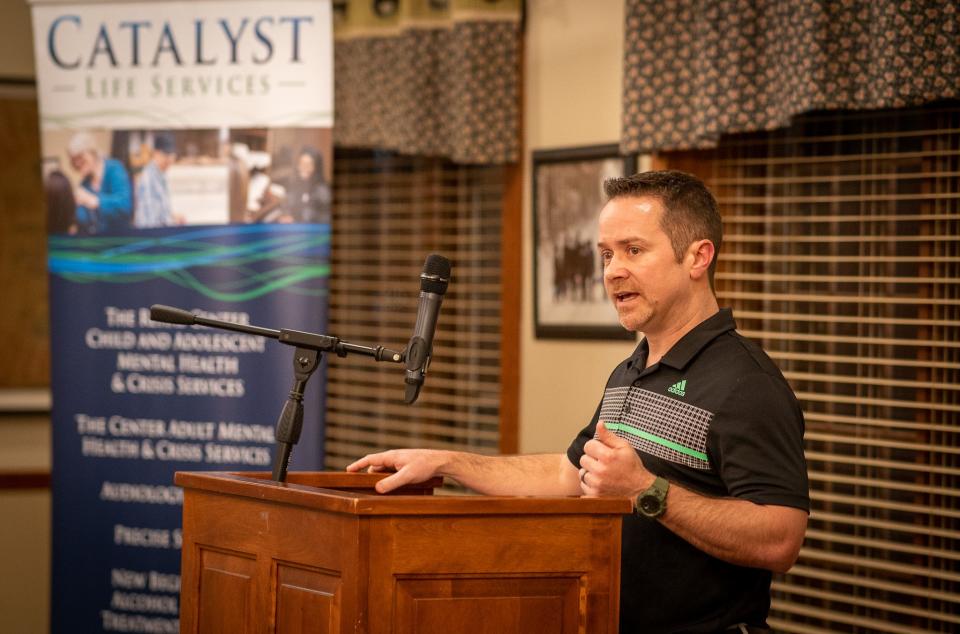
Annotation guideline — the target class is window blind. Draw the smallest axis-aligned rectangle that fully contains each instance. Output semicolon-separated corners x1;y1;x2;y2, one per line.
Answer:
324;149;506;471
665;103;960;633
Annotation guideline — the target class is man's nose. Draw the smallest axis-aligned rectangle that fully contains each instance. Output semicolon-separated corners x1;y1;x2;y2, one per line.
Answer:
603;254;628;282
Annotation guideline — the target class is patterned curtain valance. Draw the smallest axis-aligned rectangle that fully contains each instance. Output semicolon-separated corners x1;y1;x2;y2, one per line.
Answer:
333;0;521;165
621;0;959;154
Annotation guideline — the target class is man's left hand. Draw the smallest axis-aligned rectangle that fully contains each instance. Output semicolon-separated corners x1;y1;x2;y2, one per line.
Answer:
579;421;653;497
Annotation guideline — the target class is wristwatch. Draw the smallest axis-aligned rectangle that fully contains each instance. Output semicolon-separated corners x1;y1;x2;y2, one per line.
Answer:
634;476;669;519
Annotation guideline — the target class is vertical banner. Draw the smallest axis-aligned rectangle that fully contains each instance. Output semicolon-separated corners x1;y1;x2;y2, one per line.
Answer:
30;1;333;631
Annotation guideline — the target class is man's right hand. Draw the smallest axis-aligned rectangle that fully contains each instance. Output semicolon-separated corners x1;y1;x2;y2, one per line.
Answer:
347;450;580;498
346;449;449;494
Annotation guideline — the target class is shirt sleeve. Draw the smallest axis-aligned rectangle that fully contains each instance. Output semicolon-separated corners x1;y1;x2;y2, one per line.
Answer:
565;399;603;469
97;160;133;222
708;372;810;511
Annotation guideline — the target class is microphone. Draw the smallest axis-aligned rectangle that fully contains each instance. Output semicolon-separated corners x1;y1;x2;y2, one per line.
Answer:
150;304;197;325
404;254;451;404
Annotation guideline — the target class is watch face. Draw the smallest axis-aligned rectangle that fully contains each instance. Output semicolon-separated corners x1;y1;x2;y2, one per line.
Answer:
640;496;659;514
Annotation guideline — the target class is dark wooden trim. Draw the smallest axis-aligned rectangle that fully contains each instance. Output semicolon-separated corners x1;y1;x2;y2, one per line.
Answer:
650;153;668;171
0;78;37;100
0;77;36;87
0;471;51;490
499;160;522;455
498;32;524;455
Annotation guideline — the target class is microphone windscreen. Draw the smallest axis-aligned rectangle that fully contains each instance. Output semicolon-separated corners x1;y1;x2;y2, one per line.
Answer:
149;304;196;325
404;382;421;405
420;254;451;295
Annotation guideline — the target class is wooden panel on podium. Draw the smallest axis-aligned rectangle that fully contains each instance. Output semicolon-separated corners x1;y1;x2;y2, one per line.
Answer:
175;471;631;633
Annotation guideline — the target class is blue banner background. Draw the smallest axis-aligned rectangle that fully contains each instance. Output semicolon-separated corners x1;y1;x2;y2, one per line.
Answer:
49;224;329;632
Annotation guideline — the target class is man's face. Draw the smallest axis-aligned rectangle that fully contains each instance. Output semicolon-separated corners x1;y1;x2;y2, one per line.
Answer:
69;150;96;177
154;150;175;171
297;153;316;181
597;195;689;334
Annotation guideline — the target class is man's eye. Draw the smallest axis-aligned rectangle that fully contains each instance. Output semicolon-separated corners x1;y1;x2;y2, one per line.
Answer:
600;251;612;263
629;246;641;255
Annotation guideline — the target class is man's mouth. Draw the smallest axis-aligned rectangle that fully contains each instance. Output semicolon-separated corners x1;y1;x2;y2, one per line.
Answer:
614;291;640;305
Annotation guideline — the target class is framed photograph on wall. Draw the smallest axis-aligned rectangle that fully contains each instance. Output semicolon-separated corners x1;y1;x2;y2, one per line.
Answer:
532;145;637;340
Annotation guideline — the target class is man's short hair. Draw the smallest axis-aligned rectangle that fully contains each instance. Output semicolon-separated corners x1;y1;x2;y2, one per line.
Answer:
153;132;176;155
603;170;723;288
67;132;99;157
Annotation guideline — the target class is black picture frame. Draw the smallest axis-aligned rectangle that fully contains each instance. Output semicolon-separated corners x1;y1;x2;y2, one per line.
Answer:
532;144;637;340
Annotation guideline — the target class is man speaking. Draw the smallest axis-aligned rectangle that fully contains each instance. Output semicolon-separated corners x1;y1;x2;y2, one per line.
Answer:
348;170;809;633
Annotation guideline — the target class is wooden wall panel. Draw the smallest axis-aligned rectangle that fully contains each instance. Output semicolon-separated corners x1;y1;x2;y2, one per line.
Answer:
0;87;48;387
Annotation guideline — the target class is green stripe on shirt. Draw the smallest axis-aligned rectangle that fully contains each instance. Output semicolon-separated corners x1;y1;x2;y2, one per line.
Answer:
603;422;709;462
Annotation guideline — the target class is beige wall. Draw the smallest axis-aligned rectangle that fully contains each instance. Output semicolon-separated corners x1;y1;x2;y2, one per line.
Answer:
0;0;35;78
0;412;51;633
521;0;636;454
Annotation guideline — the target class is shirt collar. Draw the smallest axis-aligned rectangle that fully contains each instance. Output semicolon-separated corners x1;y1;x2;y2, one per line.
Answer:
658;308;737;370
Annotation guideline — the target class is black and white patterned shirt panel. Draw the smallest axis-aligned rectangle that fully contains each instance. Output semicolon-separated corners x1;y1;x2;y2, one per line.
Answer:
597;385;714;471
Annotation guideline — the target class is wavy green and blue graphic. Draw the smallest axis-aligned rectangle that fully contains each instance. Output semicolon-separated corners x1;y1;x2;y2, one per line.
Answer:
48;224;329;302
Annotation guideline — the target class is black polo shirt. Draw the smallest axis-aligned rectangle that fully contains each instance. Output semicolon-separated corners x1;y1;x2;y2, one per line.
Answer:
567;308;809;633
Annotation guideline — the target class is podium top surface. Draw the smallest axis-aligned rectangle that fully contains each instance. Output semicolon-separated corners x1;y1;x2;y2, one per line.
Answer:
175;470;633;516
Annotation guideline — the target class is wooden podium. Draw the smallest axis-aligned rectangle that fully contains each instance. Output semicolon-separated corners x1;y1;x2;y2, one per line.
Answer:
175;471;631;633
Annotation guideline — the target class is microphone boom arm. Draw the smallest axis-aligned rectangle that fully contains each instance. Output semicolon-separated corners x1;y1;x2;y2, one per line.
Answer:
149;304;404;483
150;304;404;363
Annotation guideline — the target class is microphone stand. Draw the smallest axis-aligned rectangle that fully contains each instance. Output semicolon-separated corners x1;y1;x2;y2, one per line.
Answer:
149;305;404;483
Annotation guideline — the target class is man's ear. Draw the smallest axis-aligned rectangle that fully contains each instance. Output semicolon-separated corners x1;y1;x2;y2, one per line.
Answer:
688;239;715;281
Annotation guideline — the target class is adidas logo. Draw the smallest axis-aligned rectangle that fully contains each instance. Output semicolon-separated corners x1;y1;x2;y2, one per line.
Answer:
667;380;686;397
